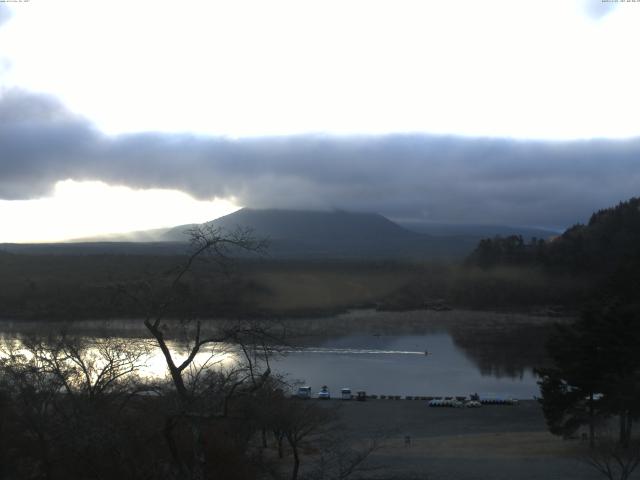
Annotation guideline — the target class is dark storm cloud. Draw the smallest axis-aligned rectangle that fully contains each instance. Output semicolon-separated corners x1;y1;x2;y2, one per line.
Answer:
0;90;101;198
1;89;640;229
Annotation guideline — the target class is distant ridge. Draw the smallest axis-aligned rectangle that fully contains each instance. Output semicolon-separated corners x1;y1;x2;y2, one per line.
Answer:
397;221;559;240
2;208;561;259
163;208;435;258
164;209;417;241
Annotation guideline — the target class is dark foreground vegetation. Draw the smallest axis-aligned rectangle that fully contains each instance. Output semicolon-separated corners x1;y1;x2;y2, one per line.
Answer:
0;226;378;480
534;298;640;480
0;333;381;480
524;198;640;479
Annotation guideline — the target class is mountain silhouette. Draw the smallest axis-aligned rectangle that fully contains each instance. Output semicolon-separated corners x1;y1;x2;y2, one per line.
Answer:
163;208;443;258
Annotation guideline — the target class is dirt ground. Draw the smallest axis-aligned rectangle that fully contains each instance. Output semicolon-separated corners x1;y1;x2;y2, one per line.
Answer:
324;399;611;480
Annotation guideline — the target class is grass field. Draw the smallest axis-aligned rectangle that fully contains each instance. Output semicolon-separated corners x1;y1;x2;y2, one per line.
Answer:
0;252;590;321
315;399;602;480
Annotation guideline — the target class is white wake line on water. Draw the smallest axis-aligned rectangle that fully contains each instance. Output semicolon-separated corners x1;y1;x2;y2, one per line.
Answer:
279;347;426;355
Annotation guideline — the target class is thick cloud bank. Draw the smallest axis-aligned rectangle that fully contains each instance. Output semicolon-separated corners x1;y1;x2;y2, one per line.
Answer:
1;90;639;229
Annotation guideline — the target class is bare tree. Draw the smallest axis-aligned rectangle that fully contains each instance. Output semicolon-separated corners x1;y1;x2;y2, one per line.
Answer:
0;340;63;479
264;396;379;480
0;334;155;480
19;334;151;404
308;437;383;480
582;434;640;480
279;400;335;480
121;224;281;480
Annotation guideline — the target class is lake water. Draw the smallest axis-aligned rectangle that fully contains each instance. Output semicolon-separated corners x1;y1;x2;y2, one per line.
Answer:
272;332;540;398
0;309;559;399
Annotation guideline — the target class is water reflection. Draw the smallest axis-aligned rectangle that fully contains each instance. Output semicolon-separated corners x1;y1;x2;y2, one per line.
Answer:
273;332;541;398
0;309;566;398
282;309;560;377
450;323;551;379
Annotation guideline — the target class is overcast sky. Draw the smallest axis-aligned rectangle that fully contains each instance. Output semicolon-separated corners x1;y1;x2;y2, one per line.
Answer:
0;0;639;241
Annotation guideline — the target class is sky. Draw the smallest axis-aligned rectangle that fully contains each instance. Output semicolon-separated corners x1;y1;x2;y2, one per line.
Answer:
0;0;639;242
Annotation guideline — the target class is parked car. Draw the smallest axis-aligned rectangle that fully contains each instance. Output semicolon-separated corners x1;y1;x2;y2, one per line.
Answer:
297;386;312;399
341;388;352;400
318;385;330;400
356;391;367;402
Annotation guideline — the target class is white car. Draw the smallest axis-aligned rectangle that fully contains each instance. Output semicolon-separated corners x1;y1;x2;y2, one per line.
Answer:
318;386;331;400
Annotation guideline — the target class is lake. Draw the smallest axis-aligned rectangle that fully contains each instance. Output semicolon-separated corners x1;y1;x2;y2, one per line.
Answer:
0;309;562;399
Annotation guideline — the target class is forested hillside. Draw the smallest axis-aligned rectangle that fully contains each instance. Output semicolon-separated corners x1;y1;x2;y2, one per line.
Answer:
468;197;640;274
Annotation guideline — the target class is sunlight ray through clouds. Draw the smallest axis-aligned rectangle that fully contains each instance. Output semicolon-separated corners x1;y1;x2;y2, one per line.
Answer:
0;180;241;243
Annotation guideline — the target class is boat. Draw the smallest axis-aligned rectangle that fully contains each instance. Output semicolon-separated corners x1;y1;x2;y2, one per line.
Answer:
428;398;463;408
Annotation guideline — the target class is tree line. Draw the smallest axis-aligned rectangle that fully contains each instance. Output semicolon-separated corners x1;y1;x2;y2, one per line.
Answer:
467;197;640;276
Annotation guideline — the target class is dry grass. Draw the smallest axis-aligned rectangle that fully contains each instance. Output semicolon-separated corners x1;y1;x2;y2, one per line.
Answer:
249;270;413;312
383;431;582;459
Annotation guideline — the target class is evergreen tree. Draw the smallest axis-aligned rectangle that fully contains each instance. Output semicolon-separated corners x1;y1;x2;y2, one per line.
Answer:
536;301;640;447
